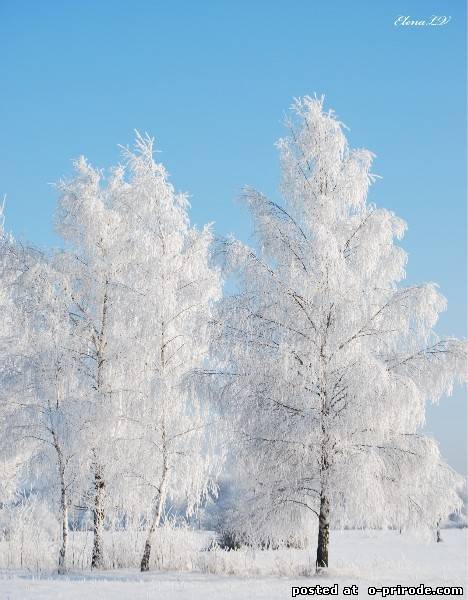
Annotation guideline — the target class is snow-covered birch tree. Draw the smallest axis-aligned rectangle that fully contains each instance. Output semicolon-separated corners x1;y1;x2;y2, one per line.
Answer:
214;97;467;568
53;136;223;571
14;260;87;574
55;159;132;569
0;204;27;503
0;211;87;574
114;135;223;572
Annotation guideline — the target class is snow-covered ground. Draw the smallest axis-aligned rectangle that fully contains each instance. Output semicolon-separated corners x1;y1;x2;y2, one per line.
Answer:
0;529;466;599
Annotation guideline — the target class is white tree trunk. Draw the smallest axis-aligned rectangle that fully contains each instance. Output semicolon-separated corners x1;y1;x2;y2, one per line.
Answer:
140;466;168;572
91;466;106;569
316;491;330;569
436;520;443;543
317;348;331;570
54;433;69;575
91;282;109;570
58;498;68;575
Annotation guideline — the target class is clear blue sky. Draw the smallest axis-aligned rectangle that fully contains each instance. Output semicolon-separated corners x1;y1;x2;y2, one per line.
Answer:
1;1;466;473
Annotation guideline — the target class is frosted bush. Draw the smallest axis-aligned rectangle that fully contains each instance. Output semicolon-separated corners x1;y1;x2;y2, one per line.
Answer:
0;496;57;571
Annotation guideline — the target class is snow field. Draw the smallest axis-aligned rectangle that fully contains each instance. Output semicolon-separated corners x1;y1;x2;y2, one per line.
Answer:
0;529;465;599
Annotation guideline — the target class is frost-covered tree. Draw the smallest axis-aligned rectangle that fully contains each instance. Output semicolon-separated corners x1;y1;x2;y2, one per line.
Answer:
0;211;87;574
55;159;132;569
0;204;27;503
13;260;87;574
215;97;467;568
54;135;223;572
114;135;223;572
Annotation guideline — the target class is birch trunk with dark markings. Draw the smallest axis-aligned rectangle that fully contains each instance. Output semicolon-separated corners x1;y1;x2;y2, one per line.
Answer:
316;491;330;568
316;332;331;570
140;317;169;573
91;277;109;570
91;465;106;569
140;464;168;572
436;520;443;543
55;436;68;575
